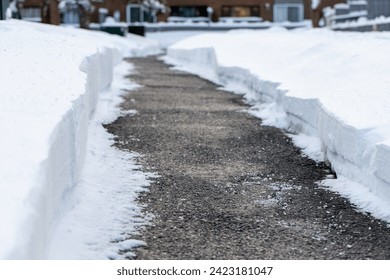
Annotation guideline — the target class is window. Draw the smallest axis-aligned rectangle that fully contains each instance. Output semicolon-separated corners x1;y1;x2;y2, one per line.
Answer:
170;6;207;17
180;7;197;17
221;6;260;17
221;6;231;17
61;3;79;25
127;4;158;23
127;4;144;22
287;6;300;22
20;7;41;22
232;7;250;17
250;6;260;17
273;4;304;22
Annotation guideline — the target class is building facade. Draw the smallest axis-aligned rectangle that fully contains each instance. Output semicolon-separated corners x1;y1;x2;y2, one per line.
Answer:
1;0;10;20
90;0;132;23
16;0;348;27
19;0;60;25
163;0;345;24
164;0;275;22
367;0;390;19
311;0;346;27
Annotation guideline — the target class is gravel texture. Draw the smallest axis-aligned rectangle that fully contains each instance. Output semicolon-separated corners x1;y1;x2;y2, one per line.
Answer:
106;57;390;260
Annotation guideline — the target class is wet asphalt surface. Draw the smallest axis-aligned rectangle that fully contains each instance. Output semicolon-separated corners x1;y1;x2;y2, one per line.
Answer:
106;57;390;259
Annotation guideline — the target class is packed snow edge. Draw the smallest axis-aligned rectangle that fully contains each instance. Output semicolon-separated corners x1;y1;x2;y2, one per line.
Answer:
165;45;390;222
0;20;159;259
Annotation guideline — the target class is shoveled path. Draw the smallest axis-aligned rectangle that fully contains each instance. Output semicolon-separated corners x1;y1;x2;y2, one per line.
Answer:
106;57;390;259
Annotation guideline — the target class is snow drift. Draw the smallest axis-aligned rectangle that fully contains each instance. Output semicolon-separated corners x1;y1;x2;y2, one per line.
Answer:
0;20;158;259
165;28;390;221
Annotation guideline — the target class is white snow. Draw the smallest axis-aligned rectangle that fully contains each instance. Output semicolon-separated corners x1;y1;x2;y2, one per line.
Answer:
335;3;350;9
147;31;218;49
333;10;368;20
311;0;322;10
165;28;390;222
47;63;155;260
333;15;390;29
147;20;313;28
0;20;159;259
219;17;263;23
350;0;367;4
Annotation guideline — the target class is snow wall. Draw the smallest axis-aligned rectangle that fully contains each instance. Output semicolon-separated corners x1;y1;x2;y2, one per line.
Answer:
165;46;390;220
0;20;158;259
28;48;116;259
5;48;118;259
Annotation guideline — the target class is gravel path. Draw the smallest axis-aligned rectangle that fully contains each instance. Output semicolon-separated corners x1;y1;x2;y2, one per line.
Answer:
106;57;390;259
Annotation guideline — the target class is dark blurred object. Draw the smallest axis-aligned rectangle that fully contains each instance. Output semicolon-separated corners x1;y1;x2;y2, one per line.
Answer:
128;24;145;36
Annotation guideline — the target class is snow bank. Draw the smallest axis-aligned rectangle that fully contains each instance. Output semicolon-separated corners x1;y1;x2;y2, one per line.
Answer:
333;16;390;31
47;62;155;260
0;20;158;259
165;28;390;221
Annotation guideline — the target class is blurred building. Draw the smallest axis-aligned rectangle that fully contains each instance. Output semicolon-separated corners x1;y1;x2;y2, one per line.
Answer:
311;0;346;27
16;0;373;29
90;0;130;23
17;0;59;24
164;0;275;22
367;0;390;19
322;0;390;27
1;0;10;19
162;0;346;25
17;0;139;25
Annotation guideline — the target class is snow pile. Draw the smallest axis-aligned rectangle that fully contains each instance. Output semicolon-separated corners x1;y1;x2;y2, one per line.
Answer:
146;31;217;49
333;15;390;30
165;28;390;221
312;0;322;10
48;63;155;260
0;20;158;259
